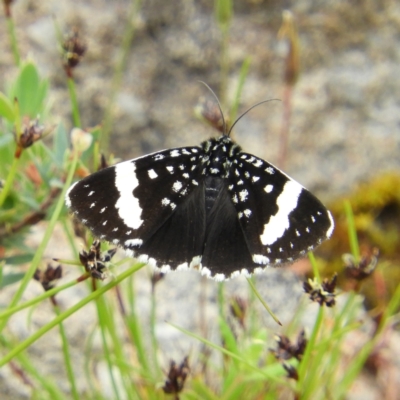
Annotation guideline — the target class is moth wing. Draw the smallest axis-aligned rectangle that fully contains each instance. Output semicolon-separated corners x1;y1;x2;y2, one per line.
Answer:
227;152;334;266
66;146;205;255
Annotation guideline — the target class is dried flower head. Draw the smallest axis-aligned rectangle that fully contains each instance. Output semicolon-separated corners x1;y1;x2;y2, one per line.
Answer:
34;264;63;291
99;153;108;170
343;248;378;281
195;98;226;133
79;240;117;280
278;10;300;86
303;274;337;307
283;363;299;380
162;356;190;397
229;296;247;329
151;271;165;290
3;0;15;18
271;329;307;361
15;119;45;157
62;29;87;77
70;127;93;154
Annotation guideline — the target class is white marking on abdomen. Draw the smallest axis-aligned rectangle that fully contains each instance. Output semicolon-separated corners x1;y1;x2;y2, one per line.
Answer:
260;180;303;245
115;161;143;229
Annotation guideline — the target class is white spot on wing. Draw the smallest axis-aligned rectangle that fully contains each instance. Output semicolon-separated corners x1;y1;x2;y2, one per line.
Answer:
65;182;78;208
264;184;273;193
253;254;270;265
160;264;171;273
125;239;143;247
239;189;249;202
260;180;303;245
172;181;183;192
125;249;134;257
115;161;143;229
265;167;275;174
148;169;158;179
326;211;335;238
177;262;189;271
190;256;202;269
213;273;226;282
252;176;260;183
170;149;180;157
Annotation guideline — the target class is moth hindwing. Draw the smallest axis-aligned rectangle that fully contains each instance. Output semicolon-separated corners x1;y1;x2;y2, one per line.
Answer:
66;135;334;281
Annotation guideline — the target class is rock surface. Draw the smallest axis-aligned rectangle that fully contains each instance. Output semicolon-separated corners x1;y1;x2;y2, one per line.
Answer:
1;0;399;398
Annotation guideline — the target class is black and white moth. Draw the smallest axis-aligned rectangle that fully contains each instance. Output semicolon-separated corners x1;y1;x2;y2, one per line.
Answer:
66;134;334;281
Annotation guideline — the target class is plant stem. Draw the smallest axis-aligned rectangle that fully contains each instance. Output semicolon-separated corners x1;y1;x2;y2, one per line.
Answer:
54;305;80;400
0;155;20;208
6;16;21;66
67;77;82;128
0;262;145;366
0;151;79;333
344;200;360;260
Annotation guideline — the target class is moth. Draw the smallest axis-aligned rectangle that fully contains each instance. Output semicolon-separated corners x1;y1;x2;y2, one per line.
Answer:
66;113;334;281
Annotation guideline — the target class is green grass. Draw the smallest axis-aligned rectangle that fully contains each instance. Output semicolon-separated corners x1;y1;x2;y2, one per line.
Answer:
0;2;399;399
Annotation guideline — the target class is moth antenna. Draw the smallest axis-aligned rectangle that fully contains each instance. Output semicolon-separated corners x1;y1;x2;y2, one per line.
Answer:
228;99;281;136
198;81;227;135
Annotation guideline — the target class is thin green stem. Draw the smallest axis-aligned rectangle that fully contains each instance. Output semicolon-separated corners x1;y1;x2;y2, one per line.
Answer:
246;278;281;326
168;322;287;384
6;16;21;66
0;277;84;320
229;56;251;125
344;200;360;260
67;78;81;128
54;304;80;400
219;25;230;107
150;285;160;376
0;337;66;399
217;281;225;320
0;262;145;367
308;251;320;282
336;281;400;398
96;294;122;400
0;151;78;333
297;305;324;395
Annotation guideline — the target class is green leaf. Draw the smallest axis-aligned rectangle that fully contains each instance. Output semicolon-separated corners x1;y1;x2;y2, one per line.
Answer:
1;253;34;265
215;0;232;27
0;92;15;122
9;62;49;118
0;273;26;289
